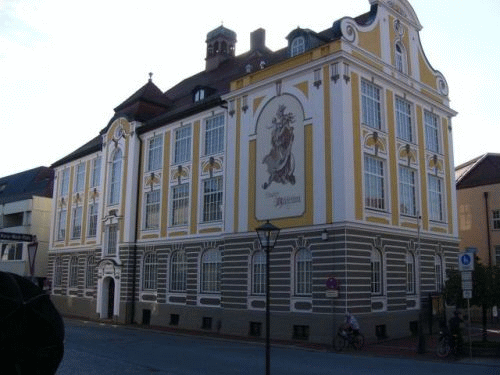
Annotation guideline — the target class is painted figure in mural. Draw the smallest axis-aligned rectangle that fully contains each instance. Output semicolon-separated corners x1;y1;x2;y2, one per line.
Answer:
262;104;296;189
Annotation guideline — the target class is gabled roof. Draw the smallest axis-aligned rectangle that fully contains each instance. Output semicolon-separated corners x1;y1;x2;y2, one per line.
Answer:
455;153;500;189
0;167;54;204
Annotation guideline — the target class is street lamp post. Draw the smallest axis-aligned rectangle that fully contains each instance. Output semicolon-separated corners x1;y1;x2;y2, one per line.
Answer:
255;221;280;375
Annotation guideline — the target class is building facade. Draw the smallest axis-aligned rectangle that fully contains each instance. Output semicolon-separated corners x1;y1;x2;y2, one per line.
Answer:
0;167;54;285
48;0;459;344
456;154;500;266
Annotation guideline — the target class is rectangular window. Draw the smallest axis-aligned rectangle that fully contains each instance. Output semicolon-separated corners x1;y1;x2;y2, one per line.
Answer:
144;190;160;230
203;176;223;222
57;209;67;241
90;157;101;188
493;210;500;230
174;126;192;164
361;80;381;129
71;206;83;239
147;135;163;171
75;164;85;193
399;166;416;216
364;155;385;210
105;224;118;256
425;111;440;153
205;114;225;155
60;168;69;196
87;203;98;237
395;97;413;142
171;183;189;226
1;243;23;261
371;258;381;294
496;246;500;266
428;175;444;222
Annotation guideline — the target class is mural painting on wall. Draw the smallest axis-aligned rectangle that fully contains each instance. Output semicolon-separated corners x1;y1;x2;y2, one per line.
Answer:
256;94;305;220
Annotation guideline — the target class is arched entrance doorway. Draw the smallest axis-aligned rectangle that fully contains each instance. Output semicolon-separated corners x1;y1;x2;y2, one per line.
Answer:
102;277;115;319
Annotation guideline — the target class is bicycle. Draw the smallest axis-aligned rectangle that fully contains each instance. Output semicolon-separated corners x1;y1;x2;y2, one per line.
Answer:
334;327;365;351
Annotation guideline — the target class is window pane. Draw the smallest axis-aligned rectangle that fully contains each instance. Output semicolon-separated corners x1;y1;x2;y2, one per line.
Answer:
57;209;67;241
60;169;69;196
85;256;95;289
91;157;101;188
201;249;221;293
252;251;266;295
396;97;412;142
72;206;83;239
425;111;440;153
69;256;78;288
144;190;160;230
174;126;192;164
109;150;122;205
148;135;163;171
203;177;223;222
171;184;189;226
87;203;98;237
171;251;187;292
361;80;381;129
295;249;312;296
364;155;385;210
75;164;85;192
399;166;416;216
291;37;305;57
492;210;500;230
428;175;444;221
205;115;225;155
106;225;118;256
143;253;157;290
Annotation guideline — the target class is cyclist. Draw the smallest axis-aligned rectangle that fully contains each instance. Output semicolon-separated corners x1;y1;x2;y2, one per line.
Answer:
342;311;360;336
448;310;463;350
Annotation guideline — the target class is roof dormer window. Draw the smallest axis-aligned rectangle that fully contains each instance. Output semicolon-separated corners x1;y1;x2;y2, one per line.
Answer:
291;36;305;57
194;89;205;102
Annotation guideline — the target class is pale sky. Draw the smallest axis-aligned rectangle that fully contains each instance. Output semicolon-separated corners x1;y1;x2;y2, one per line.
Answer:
1;0;499;178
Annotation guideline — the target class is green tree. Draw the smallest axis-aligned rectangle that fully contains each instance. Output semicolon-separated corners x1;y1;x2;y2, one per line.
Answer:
443;258;500;341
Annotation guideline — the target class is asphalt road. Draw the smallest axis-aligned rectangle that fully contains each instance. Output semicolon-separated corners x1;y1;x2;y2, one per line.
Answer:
57;319;499;375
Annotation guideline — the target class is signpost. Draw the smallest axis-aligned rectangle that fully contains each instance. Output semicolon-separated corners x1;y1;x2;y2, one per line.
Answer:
458;251;474;358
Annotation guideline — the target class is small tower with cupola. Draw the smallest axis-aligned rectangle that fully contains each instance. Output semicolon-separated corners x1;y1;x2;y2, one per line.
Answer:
205;25;237;71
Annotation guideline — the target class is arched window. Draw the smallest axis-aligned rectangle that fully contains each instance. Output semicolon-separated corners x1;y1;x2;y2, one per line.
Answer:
214;41;219;54
252;251;266;295
221;41;227;54
109;149;122;205
395;42;407;73
291;36;305;57
85;256;96;289
406;252;415;294
435;255;443;292
201;248;221;293
54;257;63;287
295;248;312;296
69;256;79;288
170;251;187;292
371;249;382;295
143;253;157;291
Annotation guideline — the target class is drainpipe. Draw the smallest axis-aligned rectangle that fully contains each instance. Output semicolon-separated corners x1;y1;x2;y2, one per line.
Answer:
130;132;143;324
484;192;492;267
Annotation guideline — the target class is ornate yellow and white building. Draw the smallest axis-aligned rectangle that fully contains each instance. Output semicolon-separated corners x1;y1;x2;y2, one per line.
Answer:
48;0;458;343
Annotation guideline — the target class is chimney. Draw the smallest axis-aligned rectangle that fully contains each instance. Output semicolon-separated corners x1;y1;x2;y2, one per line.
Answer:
250;28;266;51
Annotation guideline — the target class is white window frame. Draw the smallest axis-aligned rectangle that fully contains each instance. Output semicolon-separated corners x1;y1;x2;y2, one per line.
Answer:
435;255;444;292
395;96;413;142
105;224;118;256
399;166;417;217
202;176;223;223
57;209;67;241
395;42;407;73
71;206;83;239
371;249;383;295
425;111;440;153
74;163;85;193
406;252;416;294
204;114;225;156
171;183;189;226
87;202;98;238
147;135;163;172
294;248;312;296
200;248;221;294
144;189;160;230
492;210;500;230
252;251;266;295
174;125;192;164
142;252;158;291
109;149;122;206
364;155;386;211
85;255;96;290
361;79;382;130
428;174;444;222
170;251;187;293
90;157;101;188
60;168;70;196
69;256;79;288
54;257;63;287
291;36;305;57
